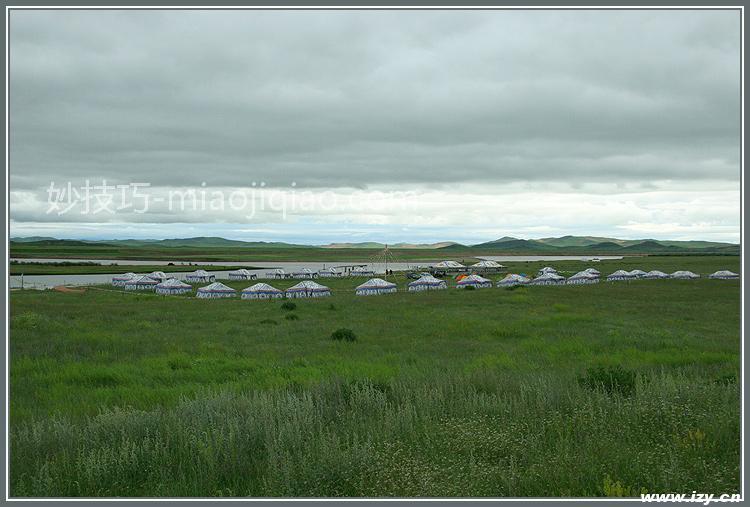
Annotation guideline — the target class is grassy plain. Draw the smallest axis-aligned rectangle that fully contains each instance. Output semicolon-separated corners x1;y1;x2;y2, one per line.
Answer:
9;255;741;497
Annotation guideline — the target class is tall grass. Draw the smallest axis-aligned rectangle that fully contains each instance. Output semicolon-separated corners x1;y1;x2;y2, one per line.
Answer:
10;370;739;497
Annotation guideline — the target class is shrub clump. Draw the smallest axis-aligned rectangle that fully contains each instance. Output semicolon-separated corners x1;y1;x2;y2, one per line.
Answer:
578;365;636;397
280;301;297;311
331;328;357;342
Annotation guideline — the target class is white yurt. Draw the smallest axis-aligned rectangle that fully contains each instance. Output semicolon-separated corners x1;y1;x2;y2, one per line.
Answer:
583;268;601;277
606;270;633;282
709;270;739;279
496;274;531;287
124;275;159;291
530;272;566;286
643;270;670;279
317;267;341;278
627;269;648;278
408;275;447;292
456;274;492;289
196;282;237;299
155;278;192;295
671;270;700;279
471;260;504;269
566;271;599;285
538;267;557;276
266;268;287;279
355;278;398;296
349;266;375;277
292;267;315;279
228;268;255;281
147;271;168;281
185;269;215;283
241;283;284;299
285;280;332;298
434;260;465;269
112;272;137;287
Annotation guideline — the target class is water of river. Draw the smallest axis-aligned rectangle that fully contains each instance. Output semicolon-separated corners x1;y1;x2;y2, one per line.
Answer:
9;256;623;289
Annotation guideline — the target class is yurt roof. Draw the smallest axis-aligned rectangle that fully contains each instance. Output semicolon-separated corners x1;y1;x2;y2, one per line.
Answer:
197;282;236;292
711;270;739;277
500;274;530;282
646;270;669;277
608;270;632;277
191;269;211;276
229;268;252;275
319;267;338;273
534;272;565;280
149;271;167;278
128;275;159;284
157;278;191;288
409;275;444;285
113;272;138;280
287;280;330;291
583;268;601;275
356;278;397;290
458;274;491;283
434;260;465;268
671;270;699;278
569;271;597;279
471;260;503;268
242;282;282;293
627;269;647;275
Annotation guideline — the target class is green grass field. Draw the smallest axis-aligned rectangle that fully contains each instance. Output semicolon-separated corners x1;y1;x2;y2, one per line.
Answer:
9;255;741;497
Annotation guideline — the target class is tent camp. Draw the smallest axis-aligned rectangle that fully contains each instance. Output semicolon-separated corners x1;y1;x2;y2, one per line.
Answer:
285;280;331;298
147;271;168;281
530;272;566;286
228;269;256;281
317;267;341;278
671;270;700;279
124;275;159;291
292;267;315;279
355;278;397;296
185;269;215;283
709;270;739;279
155;278;192;295
566;271;599;285
497;274;530;287
408;275;447;292
196;282;237;299
456;274;492;289
643;270;670;279
112;272;137;287
266;268;287;279
627;269;648;278
538;267;557;276
241;282;284;299
607;270;633;282
349;266;376;277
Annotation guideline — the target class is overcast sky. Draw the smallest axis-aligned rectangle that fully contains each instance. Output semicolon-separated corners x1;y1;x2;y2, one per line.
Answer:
9;9;741;244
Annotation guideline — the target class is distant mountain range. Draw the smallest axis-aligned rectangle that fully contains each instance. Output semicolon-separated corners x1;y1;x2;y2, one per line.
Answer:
9;235;740;254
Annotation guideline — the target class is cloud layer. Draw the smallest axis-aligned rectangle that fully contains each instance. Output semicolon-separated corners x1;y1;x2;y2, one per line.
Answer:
9;9;741;242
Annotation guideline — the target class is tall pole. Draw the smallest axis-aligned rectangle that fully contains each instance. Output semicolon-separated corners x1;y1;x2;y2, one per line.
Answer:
385;244;388;278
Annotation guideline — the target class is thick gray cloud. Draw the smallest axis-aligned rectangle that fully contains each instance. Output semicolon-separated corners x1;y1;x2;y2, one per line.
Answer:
10;9;740;191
